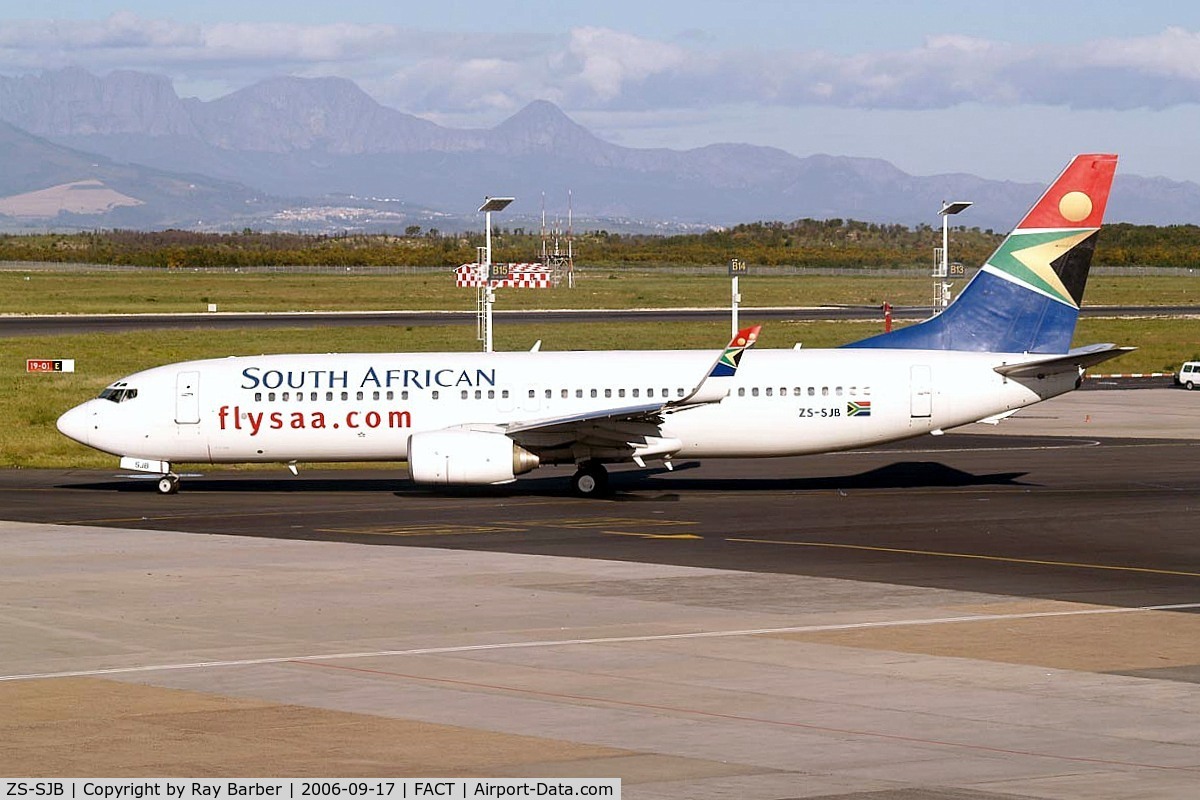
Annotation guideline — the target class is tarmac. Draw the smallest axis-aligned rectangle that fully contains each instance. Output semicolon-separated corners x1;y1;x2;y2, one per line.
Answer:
2;388;1198;797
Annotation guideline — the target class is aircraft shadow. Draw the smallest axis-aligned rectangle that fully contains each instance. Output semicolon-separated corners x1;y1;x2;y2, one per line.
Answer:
58;460;1030;496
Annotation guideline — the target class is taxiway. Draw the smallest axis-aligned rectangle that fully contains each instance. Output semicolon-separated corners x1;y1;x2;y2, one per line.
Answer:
1;389;1198;797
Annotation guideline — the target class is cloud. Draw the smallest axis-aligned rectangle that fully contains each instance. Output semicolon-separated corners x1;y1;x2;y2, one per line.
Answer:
2;14;1200;114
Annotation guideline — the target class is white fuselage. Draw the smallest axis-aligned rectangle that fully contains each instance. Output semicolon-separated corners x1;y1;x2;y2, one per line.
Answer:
58;347;1077;466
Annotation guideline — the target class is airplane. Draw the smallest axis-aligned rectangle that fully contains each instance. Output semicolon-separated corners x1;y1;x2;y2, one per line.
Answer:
57;153;1128;497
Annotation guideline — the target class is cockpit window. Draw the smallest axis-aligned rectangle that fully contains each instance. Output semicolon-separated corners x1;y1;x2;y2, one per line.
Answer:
98;383;138;403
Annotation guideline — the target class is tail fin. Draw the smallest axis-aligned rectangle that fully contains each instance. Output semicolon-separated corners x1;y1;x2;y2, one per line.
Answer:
845;153;1118;354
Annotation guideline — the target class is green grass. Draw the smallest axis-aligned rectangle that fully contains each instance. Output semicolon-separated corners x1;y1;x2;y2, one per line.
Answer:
4;271;1200;315
2;316;1194;470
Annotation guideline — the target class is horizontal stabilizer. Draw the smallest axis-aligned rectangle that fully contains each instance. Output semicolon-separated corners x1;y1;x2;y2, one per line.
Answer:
993;344;1135;379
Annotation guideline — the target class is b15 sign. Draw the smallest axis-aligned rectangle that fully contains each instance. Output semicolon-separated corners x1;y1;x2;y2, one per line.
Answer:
26;359;75;373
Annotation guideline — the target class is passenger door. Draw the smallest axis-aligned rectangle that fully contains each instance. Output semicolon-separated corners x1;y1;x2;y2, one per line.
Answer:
175;371;200;424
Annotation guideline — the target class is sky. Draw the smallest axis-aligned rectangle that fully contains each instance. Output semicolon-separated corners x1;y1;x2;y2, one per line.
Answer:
5;1;1200;183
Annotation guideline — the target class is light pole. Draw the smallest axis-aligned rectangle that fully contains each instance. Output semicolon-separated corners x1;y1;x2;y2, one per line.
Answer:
936;200;972;311
478;196;514;353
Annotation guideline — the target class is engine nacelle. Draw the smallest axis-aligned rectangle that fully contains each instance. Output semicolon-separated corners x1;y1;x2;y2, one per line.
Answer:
407;430;540;485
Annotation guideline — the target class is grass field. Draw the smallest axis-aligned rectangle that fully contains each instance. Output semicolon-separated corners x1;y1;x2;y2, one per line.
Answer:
4;316;1197;469
4;270;1200;314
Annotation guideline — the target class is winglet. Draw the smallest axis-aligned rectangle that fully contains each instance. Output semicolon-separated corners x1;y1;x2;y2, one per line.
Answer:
674;325;761;405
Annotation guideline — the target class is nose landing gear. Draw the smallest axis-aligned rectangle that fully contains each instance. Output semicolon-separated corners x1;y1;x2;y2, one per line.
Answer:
156;474;180;495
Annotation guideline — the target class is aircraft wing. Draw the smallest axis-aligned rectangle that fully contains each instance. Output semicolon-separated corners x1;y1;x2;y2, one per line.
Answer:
503;402;666;435
492;326;762;465
993;343;1136;379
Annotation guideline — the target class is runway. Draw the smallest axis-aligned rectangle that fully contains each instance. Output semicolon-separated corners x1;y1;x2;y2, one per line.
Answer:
2;390;1199;795
3;304;1197;337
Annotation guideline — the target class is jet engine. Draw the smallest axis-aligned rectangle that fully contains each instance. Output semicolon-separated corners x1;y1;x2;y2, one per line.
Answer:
407;430;540;485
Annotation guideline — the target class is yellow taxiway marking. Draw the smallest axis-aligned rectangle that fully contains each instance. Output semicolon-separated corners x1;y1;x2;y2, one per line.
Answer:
603;531;703;540
728;538;1200;579
320;523;526;537
544;517;698;529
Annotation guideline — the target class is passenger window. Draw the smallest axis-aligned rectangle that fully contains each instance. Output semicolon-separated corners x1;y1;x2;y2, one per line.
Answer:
282;392;289;401
632;388;639;398
821;387;829;396
545;389;552;399
751;388;759;397
605;389;612;398
808;387;815;396
863;387;871;396
341;391;348;401
461;390;468;400
373;391;380;401
268;392;276;401
255;392;262;402
836;387;843;397
561;389;568;399
501;390;508;399
475;390;482;400
647;388;654;398
488;390;495;399
356;391;364;401
765;388;773;397
432;391;439;400
387;391;394;401
591;389;598;398
738;387;746;397
311;392;318;401
619;389;626;398
326;391;333;401
575;389;583;398
528;389;536;398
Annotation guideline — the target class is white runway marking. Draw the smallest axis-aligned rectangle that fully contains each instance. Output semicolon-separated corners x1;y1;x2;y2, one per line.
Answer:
3;601;1199;684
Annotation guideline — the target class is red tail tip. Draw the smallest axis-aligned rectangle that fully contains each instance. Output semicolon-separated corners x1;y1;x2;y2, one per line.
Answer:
1017;154;1118;230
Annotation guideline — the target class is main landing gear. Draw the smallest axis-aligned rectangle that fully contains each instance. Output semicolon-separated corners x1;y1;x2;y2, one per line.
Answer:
156;474;180;495
570;460;609;497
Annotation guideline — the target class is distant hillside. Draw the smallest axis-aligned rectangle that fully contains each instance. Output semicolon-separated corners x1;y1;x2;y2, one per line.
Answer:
3;68;1200;231
0;120;281;229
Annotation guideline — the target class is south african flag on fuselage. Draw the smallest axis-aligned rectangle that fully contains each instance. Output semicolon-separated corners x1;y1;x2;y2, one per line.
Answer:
847;401;871;417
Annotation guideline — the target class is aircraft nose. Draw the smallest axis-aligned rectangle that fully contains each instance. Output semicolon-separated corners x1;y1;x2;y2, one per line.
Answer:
56;402;94;446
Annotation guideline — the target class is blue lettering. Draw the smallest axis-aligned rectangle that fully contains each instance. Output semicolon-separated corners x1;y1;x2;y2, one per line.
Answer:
262;370;283;390
360;367;381;388
476;369;495;387
403;369;422;389
241;367;261;390
435;369;455;387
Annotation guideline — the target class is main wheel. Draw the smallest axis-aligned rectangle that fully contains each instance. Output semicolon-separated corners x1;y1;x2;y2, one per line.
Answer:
157;475;180;495
1187;381;1195;391
570;462;609;497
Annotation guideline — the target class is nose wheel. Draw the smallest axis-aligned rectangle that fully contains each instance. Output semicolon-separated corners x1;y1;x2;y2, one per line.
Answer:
570;461;609;497
156;474;180;495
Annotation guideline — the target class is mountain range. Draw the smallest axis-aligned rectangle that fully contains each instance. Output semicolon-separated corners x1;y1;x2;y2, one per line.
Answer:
1;67;1199;233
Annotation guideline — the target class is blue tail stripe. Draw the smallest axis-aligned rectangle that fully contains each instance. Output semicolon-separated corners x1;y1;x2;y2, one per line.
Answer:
844;271;1077;354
